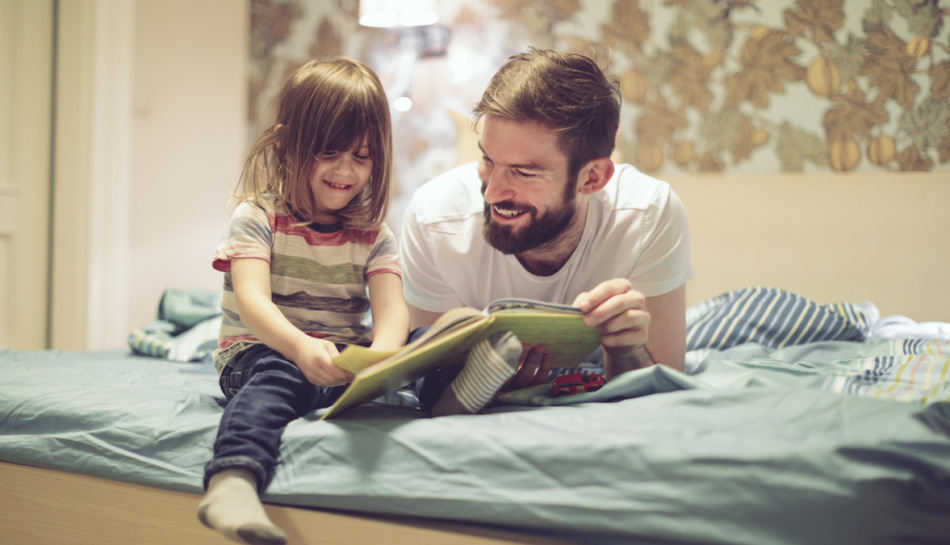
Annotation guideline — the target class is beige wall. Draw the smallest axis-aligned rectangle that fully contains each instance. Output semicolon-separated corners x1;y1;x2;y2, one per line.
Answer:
127;0;247;336
672;172;950;323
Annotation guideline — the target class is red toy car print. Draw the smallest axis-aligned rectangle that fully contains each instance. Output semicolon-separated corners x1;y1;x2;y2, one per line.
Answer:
552;372;605;397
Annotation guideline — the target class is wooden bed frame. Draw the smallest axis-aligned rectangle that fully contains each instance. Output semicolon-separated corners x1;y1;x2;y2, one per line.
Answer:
2;171;946;544
0;461;564;545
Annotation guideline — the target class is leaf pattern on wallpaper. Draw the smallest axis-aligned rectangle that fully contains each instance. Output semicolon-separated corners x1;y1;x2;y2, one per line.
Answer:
940;130;950;163
546;0;582;21
636;52;676;92
668;40;714;112
826;34;866;85
784;0;844;43
897;145;935;171
862;28;920;108
310;17;341;58
602;0;651;55
899;97;950;153
931;61;950;101
892;0;945;38
490;0;535;19
635;95;688;146
699;107;742;155
863;0;893;33
733;118;769;163
776;122;828;172
683;0;734;51
823;83;889;142
697;150;725;172
249;0;303;125
726;30;804;108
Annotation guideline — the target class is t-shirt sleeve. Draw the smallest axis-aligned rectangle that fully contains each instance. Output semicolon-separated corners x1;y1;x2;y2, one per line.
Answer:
628;187;694;297
399;199;465;312
366;223;402;278
212;201;273;272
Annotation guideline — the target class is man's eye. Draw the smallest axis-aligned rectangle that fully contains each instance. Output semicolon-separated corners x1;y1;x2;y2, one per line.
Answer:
481;156;493;165
514;170;534;178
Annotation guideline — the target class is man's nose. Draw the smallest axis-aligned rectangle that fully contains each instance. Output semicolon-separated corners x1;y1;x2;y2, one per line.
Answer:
482;169;513;203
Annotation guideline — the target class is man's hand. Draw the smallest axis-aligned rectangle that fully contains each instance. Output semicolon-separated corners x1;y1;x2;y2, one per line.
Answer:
291;337;354;387
498;344;553;392
572;278;654;378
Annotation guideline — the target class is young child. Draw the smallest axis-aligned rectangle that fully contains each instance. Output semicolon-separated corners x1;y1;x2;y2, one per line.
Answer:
198;57;410;545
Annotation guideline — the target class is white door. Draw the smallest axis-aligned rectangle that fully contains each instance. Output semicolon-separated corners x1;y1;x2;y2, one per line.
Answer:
0;0;54;350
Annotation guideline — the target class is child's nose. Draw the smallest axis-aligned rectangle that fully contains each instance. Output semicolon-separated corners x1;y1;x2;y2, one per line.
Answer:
335;154;355;173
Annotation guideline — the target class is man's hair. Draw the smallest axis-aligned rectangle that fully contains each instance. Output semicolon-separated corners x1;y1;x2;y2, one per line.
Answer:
236;57;393;232
473;48;621;185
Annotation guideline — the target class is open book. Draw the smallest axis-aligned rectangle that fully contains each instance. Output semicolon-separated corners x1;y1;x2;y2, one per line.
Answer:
320;298;602;419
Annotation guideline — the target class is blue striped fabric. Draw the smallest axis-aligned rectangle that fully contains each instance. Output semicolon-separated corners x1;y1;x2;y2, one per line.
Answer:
686;286;870;352
825;340;950;406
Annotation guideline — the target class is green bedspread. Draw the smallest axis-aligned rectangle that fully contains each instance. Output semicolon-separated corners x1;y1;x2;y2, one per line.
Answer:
1;339;949;544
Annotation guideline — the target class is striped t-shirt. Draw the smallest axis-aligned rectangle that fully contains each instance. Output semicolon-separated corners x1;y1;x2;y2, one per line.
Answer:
211;198;401;372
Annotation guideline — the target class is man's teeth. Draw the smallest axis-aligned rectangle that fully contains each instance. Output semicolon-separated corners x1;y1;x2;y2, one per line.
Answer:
494;206;523;218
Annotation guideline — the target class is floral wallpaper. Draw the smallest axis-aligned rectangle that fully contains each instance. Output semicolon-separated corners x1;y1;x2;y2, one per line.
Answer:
248;0;949;224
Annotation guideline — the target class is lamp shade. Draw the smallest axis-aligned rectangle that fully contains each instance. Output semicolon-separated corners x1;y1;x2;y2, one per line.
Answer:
359;0;439;28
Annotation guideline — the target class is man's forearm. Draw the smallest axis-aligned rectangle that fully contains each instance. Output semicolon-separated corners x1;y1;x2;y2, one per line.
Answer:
603;344;655;380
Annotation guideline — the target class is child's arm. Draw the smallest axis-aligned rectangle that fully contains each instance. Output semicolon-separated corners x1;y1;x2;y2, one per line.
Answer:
230;257;354;386
367;272;410;352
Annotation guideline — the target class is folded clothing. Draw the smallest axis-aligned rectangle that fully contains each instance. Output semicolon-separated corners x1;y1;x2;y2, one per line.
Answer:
129;289;222;362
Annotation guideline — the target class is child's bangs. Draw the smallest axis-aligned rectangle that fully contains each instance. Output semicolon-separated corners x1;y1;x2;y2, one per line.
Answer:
318;92;379;154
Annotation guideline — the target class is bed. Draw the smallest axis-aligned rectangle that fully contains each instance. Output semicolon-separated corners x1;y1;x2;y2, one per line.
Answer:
3;285;950;545
3;173;949;544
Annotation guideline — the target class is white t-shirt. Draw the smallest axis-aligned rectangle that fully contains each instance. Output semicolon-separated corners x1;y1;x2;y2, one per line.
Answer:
400;162;693;312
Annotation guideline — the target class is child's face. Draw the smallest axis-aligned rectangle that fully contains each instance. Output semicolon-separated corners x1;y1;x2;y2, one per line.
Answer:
309;132;373;223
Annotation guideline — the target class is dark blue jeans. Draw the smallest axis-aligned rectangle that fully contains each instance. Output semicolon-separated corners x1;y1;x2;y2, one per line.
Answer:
203;343;348;492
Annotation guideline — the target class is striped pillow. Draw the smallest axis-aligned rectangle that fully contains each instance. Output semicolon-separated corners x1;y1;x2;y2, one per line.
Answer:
686;286;870;352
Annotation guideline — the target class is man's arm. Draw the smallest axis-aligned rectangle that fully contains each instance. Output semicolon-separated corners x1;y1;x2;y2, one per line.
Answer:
573;280;686;379
643;284;686;372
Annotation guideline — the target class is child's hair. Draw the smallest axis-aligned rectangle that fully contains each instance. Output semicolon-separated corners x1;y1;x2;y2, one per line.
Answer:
236;57;394;231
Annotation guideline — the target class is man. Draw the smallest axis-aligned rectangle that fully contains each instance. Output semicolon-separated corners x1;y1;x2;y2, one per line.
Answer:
401;48;693;416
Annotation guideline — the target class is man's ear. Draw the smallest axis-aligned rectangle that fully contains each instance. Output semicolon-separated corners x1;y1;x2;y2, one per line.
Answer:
577;157;615;196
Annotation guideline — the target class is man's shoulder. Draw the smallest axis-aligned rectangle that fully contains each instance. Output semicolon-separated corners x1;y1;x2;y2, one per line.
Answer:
600;163;674;212
408;163;484;226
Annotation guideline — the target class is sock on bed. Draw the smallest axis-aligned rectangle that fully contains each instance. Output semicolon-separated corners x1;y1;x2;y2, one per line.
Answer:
435;330;522;415
198;468;287;545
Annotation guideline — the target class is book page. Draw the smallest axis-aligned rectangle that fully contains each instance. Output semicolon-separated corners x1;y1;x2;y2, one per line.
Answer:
333;346;401;374
332;306;485;375
481;310;601;368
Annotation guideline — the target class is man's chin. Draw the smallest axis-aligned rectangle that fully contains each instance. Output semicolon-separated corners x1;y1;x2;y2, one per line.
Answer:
482;223;523;255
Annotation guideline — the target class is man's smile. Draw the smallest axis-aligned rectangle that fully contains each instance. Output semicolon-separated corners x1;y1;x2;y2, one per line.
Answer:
491;204;528;221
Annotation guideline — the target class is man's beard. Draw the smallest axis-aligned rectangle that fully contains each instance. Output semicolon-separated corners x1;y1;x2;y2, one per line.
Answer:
482;194;577;255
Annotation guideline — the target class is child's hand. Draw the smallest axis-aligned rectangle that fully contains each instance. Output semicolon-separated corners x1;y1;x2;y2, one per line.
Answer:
292;338;354;386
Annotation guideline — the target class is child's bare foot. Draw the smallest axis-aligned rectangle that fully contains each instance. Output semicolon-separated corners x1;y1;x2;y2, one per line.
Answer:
198;468;287;545
431;331;522;417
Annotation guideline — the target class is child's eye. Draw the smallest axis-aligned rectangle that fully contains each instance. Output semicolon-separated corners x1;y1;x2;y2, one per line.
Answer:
320;151;338;159
355;153;370;161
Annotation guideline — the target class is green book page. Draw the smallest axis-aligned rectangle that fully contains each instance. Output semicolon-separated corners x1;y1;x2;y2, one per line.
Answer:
480;310;601;368
333;346;401;374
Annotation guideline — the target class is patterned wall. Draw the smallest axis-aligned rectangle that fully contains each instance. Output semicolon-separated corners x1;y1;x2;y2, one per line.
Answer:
249;0;950;224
